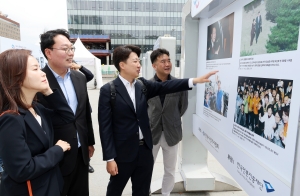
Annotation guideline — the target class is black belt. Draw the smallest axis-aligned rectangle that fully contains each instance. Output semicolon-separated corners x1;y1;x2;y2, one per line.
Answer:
139;139;145;146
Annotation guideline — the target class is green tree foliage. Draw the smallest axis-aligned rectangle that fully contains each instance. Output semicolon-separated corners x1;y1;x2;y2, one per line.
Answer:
266;0;300;53
244;0;262;12
265;0;281;22
240;49;256;57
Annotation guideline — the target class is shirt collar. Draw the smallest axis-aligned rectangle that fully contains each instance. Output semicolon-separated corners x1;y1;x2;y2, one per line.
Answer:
154;74;171;82
118;75;136;87
47;64;71;79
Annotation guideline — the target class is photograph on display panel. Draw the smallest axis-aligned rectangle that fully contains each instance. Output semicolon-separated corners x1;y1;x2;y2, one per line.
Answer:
206;12;234;60
204;74;229;117
240;0;300;57
234;76;293;149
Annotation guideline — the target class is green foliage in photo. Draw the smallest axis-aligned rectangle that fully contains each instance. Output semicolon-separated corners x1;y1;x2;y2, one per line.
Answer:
240;49;256;57
266;0;300;53
244;0;262;12
265;0;281;22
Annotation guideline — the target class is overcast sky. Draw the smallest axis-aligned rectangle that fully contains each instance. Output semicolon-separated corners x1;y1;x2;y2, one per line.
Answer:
1;0;68;45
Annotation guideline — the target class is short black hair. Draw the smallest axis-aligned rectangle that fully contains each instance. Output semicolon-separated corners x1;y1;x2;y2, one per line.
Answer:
267;104;273;111
113;45;141;72
150;48;169;64
275;110;283;119
40;29;70;59
264;93;269;100
283;107;290;117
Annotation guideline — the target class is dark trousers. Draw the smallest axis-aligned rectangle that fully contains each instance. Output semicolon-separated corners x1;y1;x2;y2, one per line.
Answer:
61;147;89;196
245;113;249;127
250;33;255;46
255;30;260;43
253;113;259;131
248;111;254;130
106;144;154;196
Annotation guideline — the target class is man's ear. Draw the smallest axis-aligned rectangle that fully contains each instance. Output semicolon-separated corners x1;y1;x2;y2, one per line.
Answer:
44;48;51;60
119;62;125;71
152;63;157;70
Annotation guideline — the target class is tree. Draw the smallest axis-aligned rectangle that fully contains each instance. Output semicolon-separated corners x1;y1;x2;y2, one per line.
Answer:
266;0;300;53
244;0;262;12
265;0;281;22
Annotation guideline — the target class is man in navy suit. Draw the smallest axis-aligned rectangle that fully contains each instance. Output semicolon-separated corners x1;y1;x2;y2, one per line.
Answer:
255;11;262;44
38;29;95;196
98;45;217;196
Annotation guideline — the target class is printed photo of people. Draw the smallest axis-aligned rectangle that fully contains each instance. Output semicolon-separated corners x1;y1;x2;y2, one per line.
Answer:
40;57;45;68
234;76;293;149
204;74;229;117
240;0;299;56
206;13;234;60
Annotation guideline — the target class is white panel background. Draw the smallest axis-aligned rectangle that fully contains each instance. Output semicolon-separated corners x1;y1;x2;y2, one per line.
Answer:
193;0;300;195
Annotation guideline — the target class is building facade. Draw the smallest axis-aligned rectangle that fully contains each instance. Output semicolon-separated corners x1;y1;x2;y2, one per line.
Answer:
0;15;20;41
67;0;186;65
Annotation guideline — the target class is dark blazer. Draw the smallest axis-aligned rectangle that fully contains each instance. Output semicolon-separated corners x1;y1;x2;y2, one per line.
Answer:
236;109;246;127
0;90;74;196
255;15;262;33
98;77;191;162
214;19;230;58
147;75;188;146
37;65;95;176
207;40;219;60
79;65;94;82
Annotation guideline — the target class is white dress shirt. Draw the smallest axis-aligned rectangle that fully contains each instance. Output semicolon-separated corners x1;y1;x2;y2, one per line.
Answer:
119;75;144;140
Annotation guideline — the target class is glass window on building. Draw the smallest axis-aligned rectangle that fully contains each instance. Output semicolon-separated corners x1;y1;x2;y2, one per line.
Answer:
117;2;122;10
145;2;150;11
127;2;133;10
67;0;186;64
134;2;141;11
152;3;159;11
74;15;79;24
117;16;123;24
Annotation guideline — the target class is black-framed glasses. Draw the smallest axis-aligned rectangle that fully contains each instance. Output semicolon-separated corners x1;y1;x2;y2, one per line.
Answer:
50;47;76;54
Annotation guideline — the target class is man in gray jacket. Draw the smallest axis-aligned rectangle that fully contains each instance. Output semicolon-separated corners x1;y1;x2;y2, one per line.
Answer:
148;48;188;196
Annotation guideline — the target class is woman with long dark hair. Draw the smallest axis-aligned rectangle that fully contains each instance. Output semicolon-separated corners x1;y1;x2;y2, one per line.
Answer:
0;49;74;195
273;93;282;113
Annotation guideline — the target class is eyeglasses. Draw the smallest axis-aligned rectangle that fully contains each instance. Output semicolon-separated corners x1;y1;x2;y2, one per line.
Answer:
50;47;76;54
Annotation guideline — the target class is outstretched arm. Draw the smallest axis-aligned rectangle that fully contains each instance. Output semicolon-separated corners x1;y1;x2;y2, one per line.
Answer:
193;70;218;84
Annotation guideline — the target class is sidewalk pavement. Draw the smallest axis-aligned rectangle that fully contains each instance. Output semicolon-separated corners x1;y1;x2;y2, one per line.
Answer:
88;78;248;196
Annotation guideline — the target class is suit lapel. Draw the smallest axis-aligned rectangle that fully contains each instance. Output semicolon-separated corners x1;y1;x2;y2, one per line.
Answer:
43;65;65;99
19;107;49;149
161;76;175;111
70;71;81;116
115;77;136;114
135;81;142;116
162;94;170;111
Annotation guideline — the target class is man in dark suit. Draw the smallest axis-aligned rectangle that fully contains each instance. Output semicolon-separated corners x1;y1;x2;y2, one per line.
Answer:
71;61;95;173
98;45;217;196
215;20;224;58
214;17;231;59
207;26;220;60
38;29;95;196
255;11;262;44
